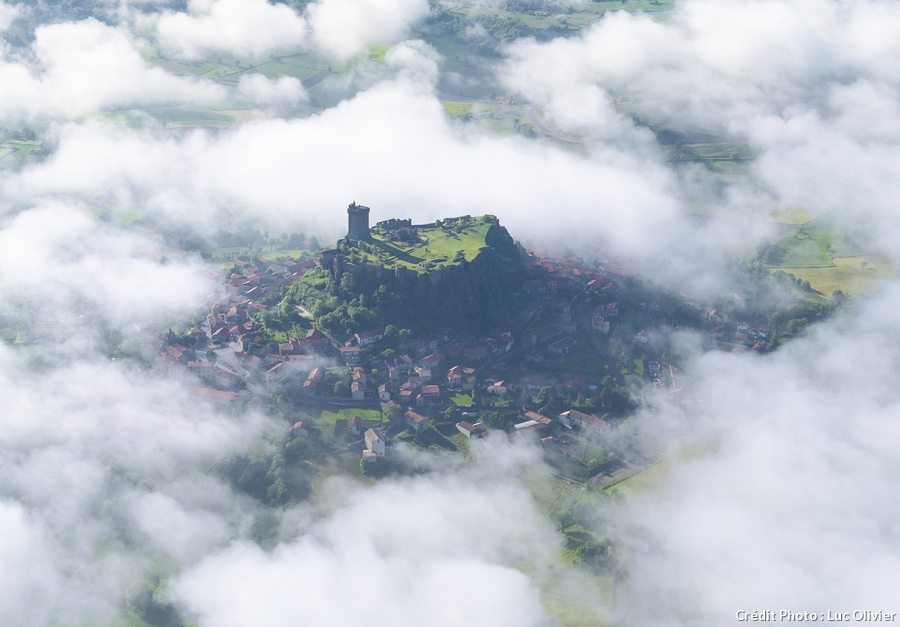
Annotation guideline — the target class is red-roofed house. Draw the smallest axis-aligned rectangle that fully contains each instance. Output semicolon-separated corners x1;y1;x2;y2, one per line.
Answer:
288;420;312;439
405;410;429;432
456;421;487;438
355;329;383;347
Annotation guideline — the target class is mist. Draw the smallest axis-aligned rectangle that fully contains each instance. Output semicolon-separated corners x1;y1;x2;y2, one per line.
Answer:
0;0;898;624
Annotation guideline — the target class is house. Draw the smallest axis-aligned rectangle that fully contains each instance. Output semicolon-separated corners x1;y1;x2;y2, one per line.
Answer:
487;381;509;396
265;362;293;391
287;420;312;439
355;329;383;347
525;350;544;363
347;415;363;436
634;331;649;344
420;384;440;399
592;319;610;334
186;360;215;383
415;367;432;382
278;340;301;355
378;383;391;402
446;365;475;389
708;309;724;324
419;352;443;369
456;421;487;438
514;412;554;439
548;337;575;355
405;409;429;432
214;364;240;388
463;346;487;361
303;367;324;393
557;410;610;438
446;365;464;388
364;428;385;457
340;346;361;364
351;380;366;401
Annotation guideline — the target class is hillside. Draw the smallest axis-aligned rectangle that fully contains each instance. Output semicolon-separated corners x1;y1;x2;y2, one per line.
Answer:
281;215;526;336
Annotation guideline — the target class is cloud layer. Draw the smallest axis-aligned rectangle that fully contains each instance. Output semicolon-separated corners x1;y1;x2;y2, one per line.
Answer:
1;0;900;624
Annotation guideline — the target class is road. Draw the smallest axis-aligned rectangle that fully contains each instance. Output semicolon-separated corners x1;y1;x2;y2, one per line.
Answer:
521;105;581;143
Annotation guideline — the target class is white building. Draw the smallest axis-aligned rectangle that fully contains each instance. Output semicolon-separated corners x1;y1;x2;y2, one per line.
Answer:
557;410;611;439
364;428;385;457
265;362;292;391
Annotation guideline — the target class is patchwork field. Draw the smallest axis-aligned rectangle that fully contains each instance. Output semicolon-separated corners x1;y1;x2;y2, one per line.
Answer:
774;255;898;296
763;214;892;295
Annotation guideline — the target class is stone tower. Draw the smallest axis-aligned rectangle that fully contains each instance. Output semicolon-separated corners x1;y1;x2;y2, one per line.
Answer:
347;202;370;242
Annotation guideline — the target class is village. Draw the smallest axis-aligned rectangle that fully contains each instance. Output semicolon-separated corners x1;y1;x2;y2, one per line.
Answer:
153;205;795;479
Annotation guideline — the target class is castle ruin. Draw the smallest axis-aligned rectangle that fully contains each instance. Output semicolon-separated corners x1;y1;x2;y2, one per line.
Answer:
347;202;370;242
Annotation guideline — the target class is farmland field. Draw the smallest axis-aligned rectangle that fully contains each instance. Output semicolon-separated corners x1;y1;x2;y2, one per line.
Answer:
765;217;869;268
607;460;670;496
441;101;473;117
762;214;892;294
773;255;898;296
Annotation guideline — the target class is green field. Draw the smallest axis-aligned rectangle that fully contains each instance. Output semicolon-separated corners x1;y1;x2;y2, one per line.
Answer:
765;217;869;268
366;217;493;272
441;101;473;117
0;140;43;167
146;107;234;126
317;407;383;430
763;215;893;294
605;460;670;496
449;392;474;406
773;255;898;296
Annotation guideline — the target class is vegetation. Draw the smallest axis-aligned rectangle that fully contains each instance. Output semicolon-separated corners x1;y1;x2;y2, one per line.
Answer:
366;216;494;271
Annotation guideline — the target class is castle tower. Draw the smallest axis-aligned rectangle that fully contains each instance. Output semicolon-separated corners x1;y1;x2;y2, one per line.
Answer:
347;202;370;242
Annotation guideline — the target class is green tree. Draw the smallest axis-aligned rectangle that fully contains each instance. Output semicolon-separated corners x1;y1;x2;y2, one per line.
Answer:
385;402;404;421
334;380;351;397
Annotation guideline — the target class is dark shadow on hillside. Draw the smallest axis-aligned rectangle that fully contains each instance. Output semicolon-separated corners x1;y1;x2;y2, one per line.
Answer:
765;245;787;266
369;237;420;265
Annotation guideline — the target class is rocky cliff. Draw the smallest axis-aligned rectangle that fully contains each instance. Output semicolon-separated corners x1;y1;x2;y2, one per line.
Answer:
348;223;525;330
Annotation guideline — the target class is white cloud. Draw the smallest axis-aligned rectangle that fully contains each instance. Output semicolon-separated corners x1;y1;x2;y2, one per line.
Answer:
156;0;309;59
237;73;307;105
305;0;430;58
0;1;20;32
0;202;211;324
8;66;687;262
0;18;223;119
622;285;900;621
174;476;553;627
